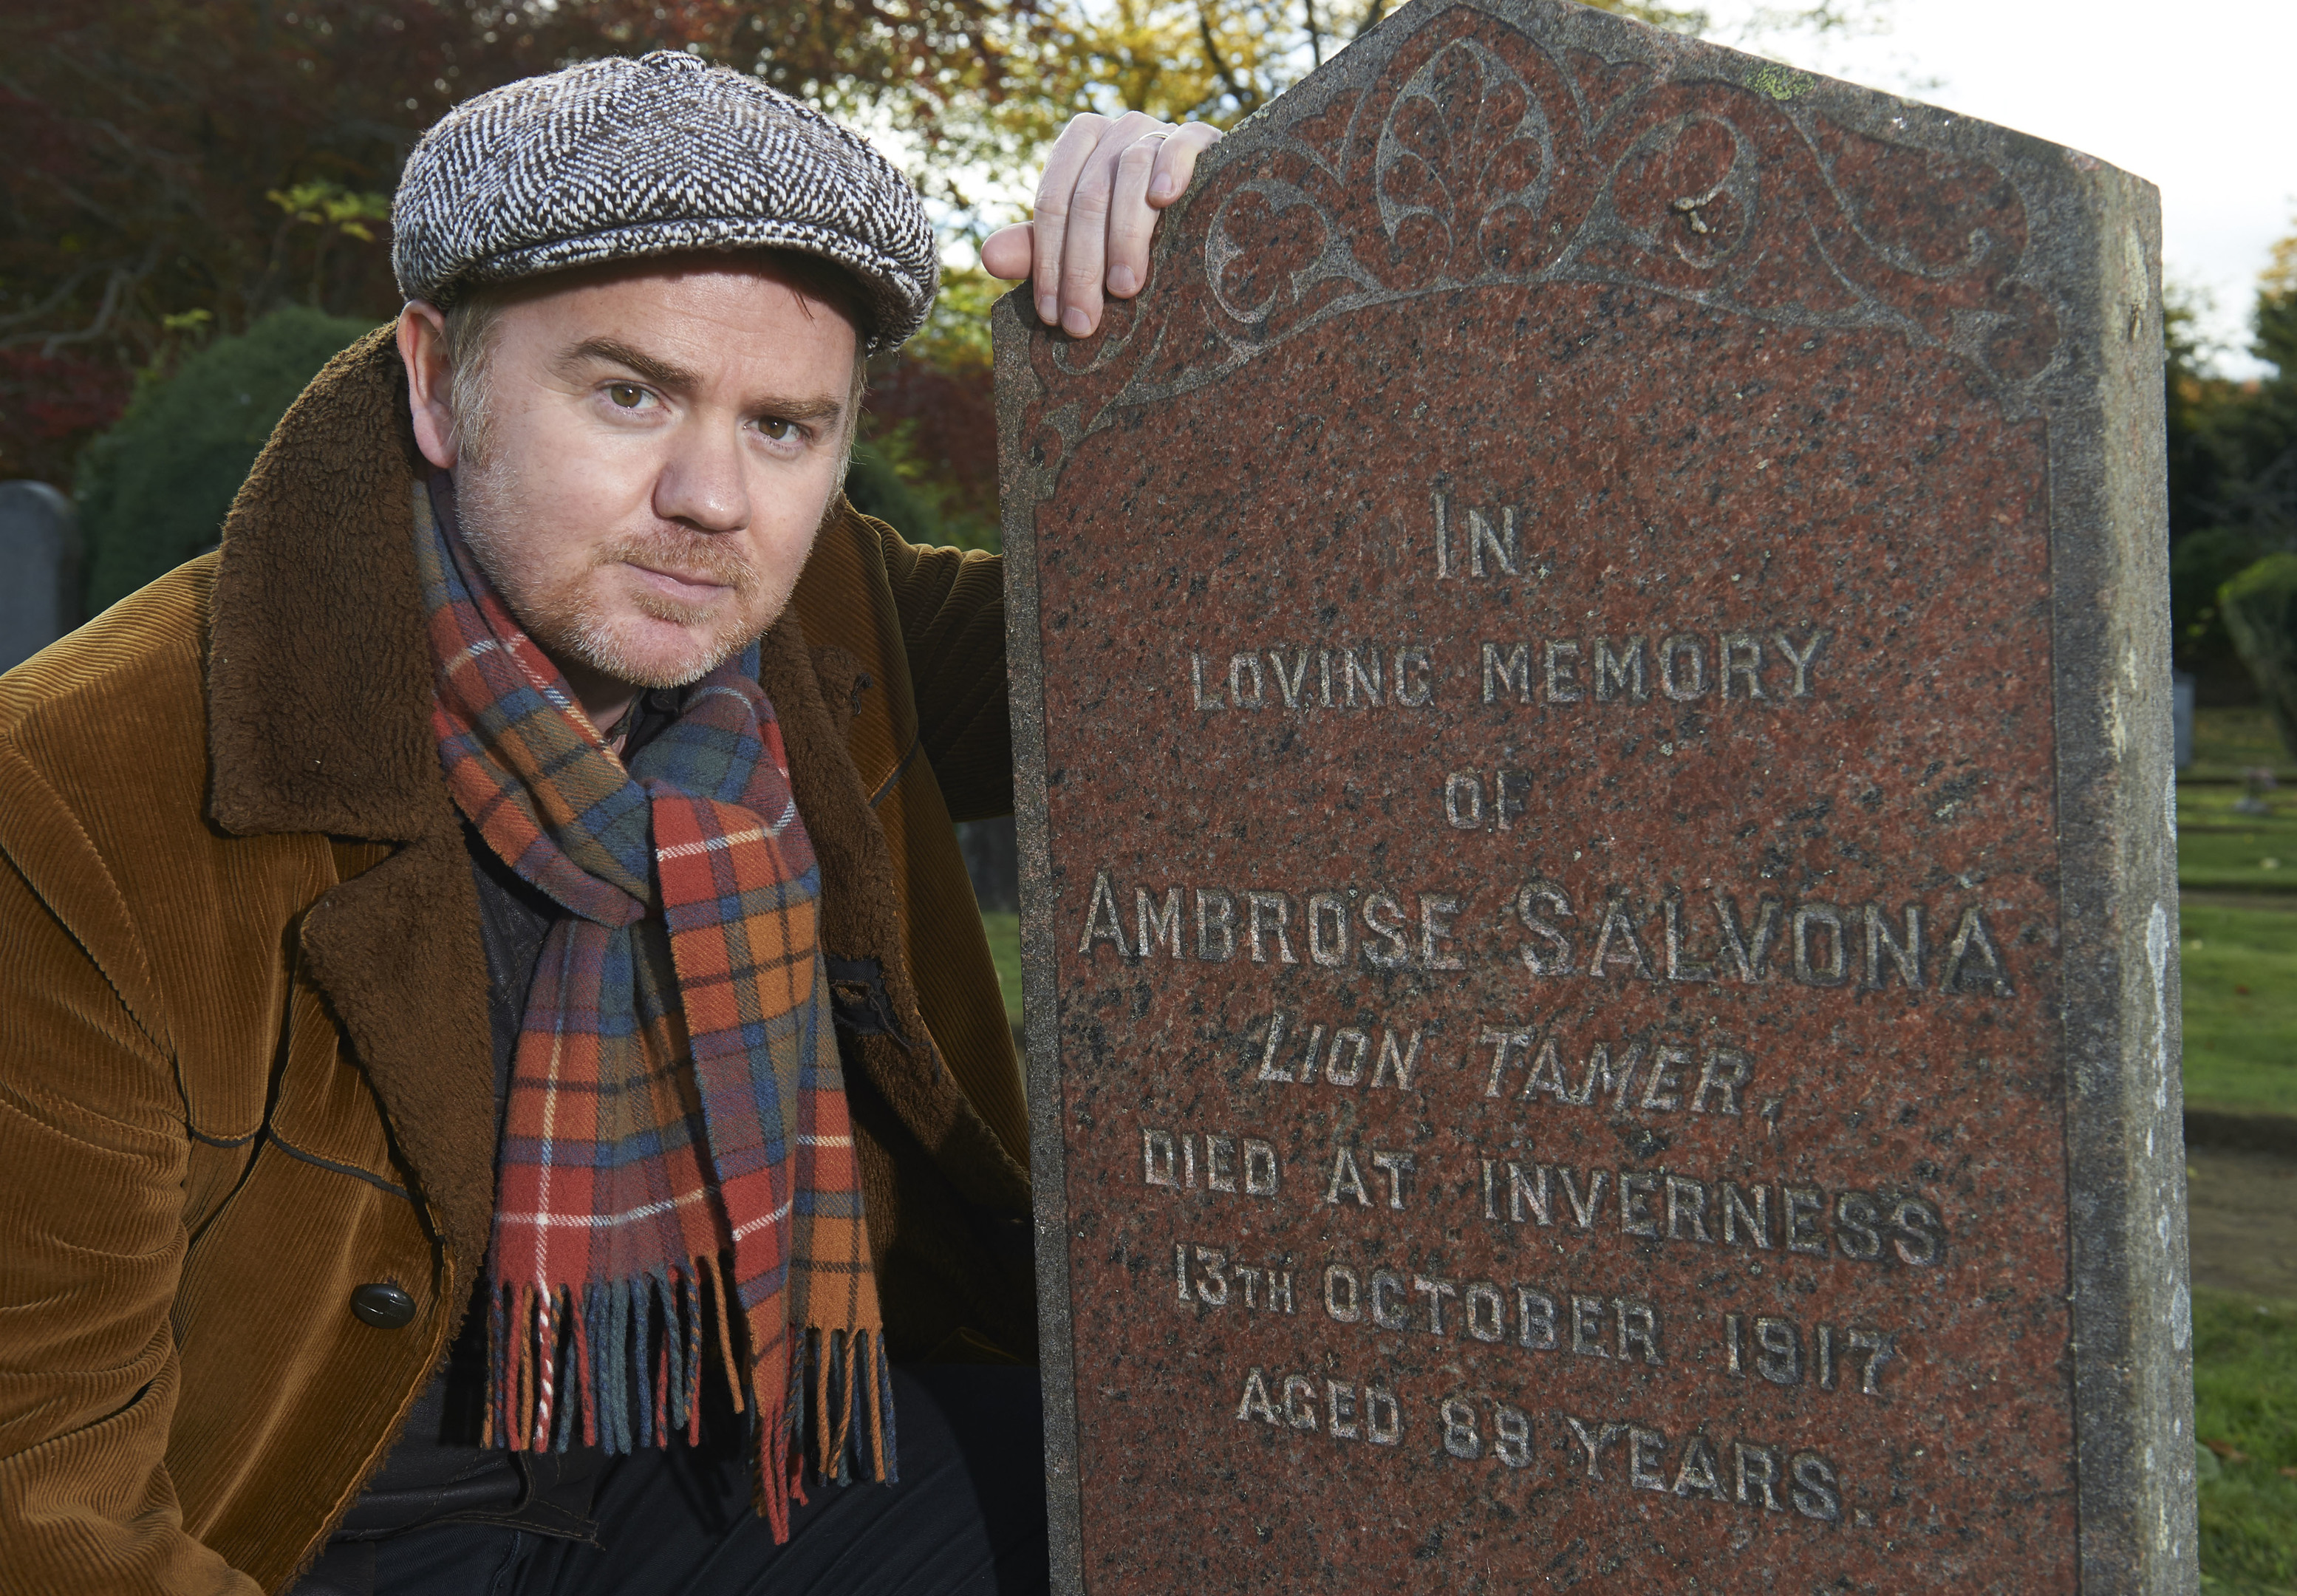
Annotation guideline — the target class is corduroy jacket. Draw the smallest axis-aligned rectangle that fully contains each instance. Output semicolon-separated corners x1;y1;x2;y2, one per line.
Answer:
0;328;1032;1595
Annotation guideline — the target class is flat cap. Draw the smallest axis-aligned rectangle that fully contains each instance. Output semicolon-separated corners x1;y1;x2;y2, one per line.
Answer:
392;51;936;349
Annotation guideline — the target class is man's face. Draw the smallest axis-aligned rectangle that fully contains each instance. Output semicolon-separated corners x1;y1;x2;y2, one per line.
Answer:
445;260;859;695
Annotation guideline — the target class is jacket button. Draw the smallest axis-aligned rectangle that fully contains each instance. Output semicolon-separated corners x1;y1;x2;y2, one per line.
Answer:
349;1282;417;1329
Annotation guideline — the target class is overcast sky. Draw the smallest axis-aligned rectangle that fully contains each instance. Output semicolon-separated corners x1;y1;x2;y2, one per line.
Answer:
1713;0;2296;378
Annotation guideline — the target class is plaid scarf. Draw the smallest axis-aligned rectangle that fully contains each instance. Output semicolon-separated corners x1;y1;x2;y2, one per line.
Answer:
414;480;891;1536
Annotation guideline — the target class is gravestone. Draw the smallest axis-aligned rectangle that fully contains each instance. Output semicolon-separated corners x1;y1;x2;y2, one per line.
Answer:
960;815;1023;912
996;1;2190;1591
0;482;81;673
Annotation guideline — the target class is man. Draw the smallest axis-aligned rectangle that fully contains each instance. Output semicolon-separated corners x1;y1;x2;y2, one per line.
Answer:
0;52;1214;1596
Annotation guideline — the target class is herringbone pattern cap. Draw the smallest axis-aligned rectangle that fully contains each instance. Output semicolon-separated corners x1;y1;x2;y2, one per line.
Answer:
392;51;936;348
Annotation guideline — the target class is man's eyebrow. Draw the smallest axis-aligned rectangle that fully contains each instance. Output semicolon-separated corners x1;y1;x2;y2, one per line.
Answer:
555;336;845;422
757;395;847;422
555;337;701;391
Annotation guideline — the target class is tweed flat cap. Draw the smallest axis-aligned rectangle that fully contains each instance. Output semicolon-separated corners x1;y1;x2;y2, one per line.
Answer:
392;51;936;348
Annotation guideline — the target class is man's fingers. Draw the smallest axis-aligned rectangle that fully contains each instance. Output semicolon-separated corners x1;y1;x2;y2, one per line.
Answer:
1102;120;1221;307
1057;114;1170;333
1150;123;1222;207
1051;113;1167;332
1104;137;1164;299
1032;114;1112;324
1057;117;1165;334
980;223;1034;282
1011;114;1221;334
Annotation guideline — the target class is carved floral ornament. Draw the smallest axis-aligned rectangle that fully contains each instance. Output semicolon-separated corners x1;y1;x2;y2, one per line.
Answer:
1017;4;2064;492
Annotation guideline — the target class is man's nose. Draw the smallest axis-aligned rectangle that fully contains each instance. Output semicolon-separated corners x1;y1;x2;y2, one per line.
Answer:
652;412;751;534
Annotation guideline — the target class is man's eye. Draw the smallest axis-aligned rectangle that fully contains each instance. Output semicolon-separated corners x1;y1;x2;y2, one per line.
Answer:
606;382;646;409
761;417;796;441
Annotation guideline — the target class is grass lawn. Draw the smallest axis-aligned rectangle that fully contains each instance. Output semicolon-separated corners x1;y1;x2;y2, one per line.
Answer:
2185;711;2297;1588
2196;1289;2297;1594
2180;781;2297;892
2191;704;2296;784
981;910;1024;1033
2179;710;2296;1119
2180;897;2297;1116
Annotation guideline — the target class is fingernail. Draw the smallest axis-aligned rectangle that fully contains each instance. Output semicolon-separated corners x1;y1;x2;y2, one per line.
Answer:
1037;295;1058;324
1062;305;1095;338
1153;176;1175;200
1109;265;1138;296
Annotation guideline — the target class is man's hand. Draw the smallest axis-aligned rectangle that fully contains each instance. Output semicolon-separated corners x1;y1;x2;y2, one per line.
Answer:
981;112;1221;339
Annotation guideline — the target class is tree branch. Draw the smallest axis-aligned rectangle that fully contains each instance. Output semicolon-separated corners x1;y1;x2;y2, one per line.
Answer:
19;248;158;355
1196;2;1257;114
0;267;99;336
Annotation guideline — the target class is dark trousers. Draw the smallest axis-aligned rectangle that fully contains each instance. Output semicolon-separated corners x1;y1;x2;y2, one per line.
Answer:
291;1365;1049;1596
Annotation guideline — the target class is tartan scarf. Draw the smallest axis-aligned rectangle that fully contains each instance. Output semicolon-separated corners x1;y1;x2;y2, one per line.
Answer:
413;480;891;1536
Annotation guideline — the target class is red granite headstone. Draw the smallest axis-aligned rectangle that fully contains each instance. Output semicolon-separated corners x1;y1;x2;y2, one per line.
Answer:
995;3;2189;1589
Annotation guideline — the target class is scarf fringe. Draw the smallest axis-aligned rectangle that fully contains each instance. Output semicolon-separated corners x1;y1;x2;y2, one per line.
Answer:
486;1263;892;1544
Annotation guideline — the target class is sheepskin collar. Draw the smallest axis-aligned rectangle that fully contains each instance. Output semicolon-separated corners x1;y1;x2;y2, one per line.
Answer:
208;327;451;843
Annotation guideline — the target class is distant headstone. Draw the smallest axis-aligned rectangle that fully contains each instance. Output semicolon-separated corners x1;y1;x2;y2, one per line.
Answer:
2173;672;2194;771
0;482;81;673
997;2;2189;1591
960;816;1022;912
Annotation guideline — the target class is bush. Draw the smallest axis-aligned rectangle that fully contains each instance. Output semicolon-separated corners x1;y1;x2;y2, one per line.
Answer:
75;307;379;614
2222;553;2297;760
845;440;949;548
845;428;998;553
2174;528;2272;700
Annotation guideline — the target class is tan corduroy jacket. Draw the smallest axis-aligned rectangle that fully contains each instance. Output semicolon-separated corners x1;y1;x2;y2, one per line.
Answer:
0;329;1032;1595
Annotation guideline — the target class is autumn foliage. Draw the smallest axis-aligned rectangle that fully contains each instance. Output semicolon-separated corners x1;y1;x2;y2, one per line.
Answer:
0;0;1045;484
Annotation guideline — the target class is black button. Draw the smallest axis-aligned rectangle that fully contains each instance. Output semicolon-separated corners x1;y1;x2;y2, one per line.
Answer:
349;1282;417;1329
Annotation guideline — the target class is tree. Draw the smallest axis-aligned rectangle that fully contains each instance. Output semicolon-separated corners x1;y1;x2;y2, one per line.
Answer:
2165;287;2245;542
2222;231;2297;539
2219;553;2297;759
852;269;1005;550
2166;218;2297;701
954;0;1702;177
0;0;1046;484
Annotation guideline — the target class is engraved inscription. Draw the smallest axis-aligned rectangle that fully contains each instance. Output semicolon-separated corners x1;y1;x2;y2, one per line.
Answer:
1475;1155;1946;1265
1475;1028;1754;1114
1563;1418;1844;1522
1475;628;1827;706
1079;870;2019;999
1141;1126;1283;1196
1175;1241;1299;1314
1237;1368;1405;1445
1255;1012;1424;1088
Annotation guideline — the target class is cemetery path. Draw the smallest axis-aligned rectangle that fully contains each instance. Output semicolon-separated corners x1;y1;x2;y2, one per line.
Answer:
2187;1146;2297;1302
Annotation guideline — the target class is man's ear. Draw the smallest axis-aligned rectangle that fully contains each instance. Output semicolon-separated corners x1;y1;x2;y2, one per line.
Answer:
397;302;458;471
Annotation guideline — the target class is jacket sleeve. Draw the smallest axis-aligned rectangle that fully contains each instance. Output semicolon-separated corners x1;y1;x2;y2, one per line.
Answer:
873;521;1014;824
0;836;255;1594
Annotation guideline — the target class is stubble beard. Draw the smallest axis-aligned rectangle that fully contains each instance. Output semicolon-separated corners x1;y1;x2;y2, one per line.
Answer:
454;449;777;692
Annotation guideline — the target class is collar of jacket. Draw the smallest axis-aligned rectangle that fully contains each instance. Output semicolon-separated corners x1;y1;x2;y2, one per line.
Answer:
208;327;446;842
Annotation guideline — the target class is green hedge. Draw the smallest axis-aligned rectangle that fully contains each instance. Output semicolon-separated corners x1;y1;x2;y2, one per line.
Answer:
2221;553;2297;760
2176;528;2273;692
76;307;380;614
